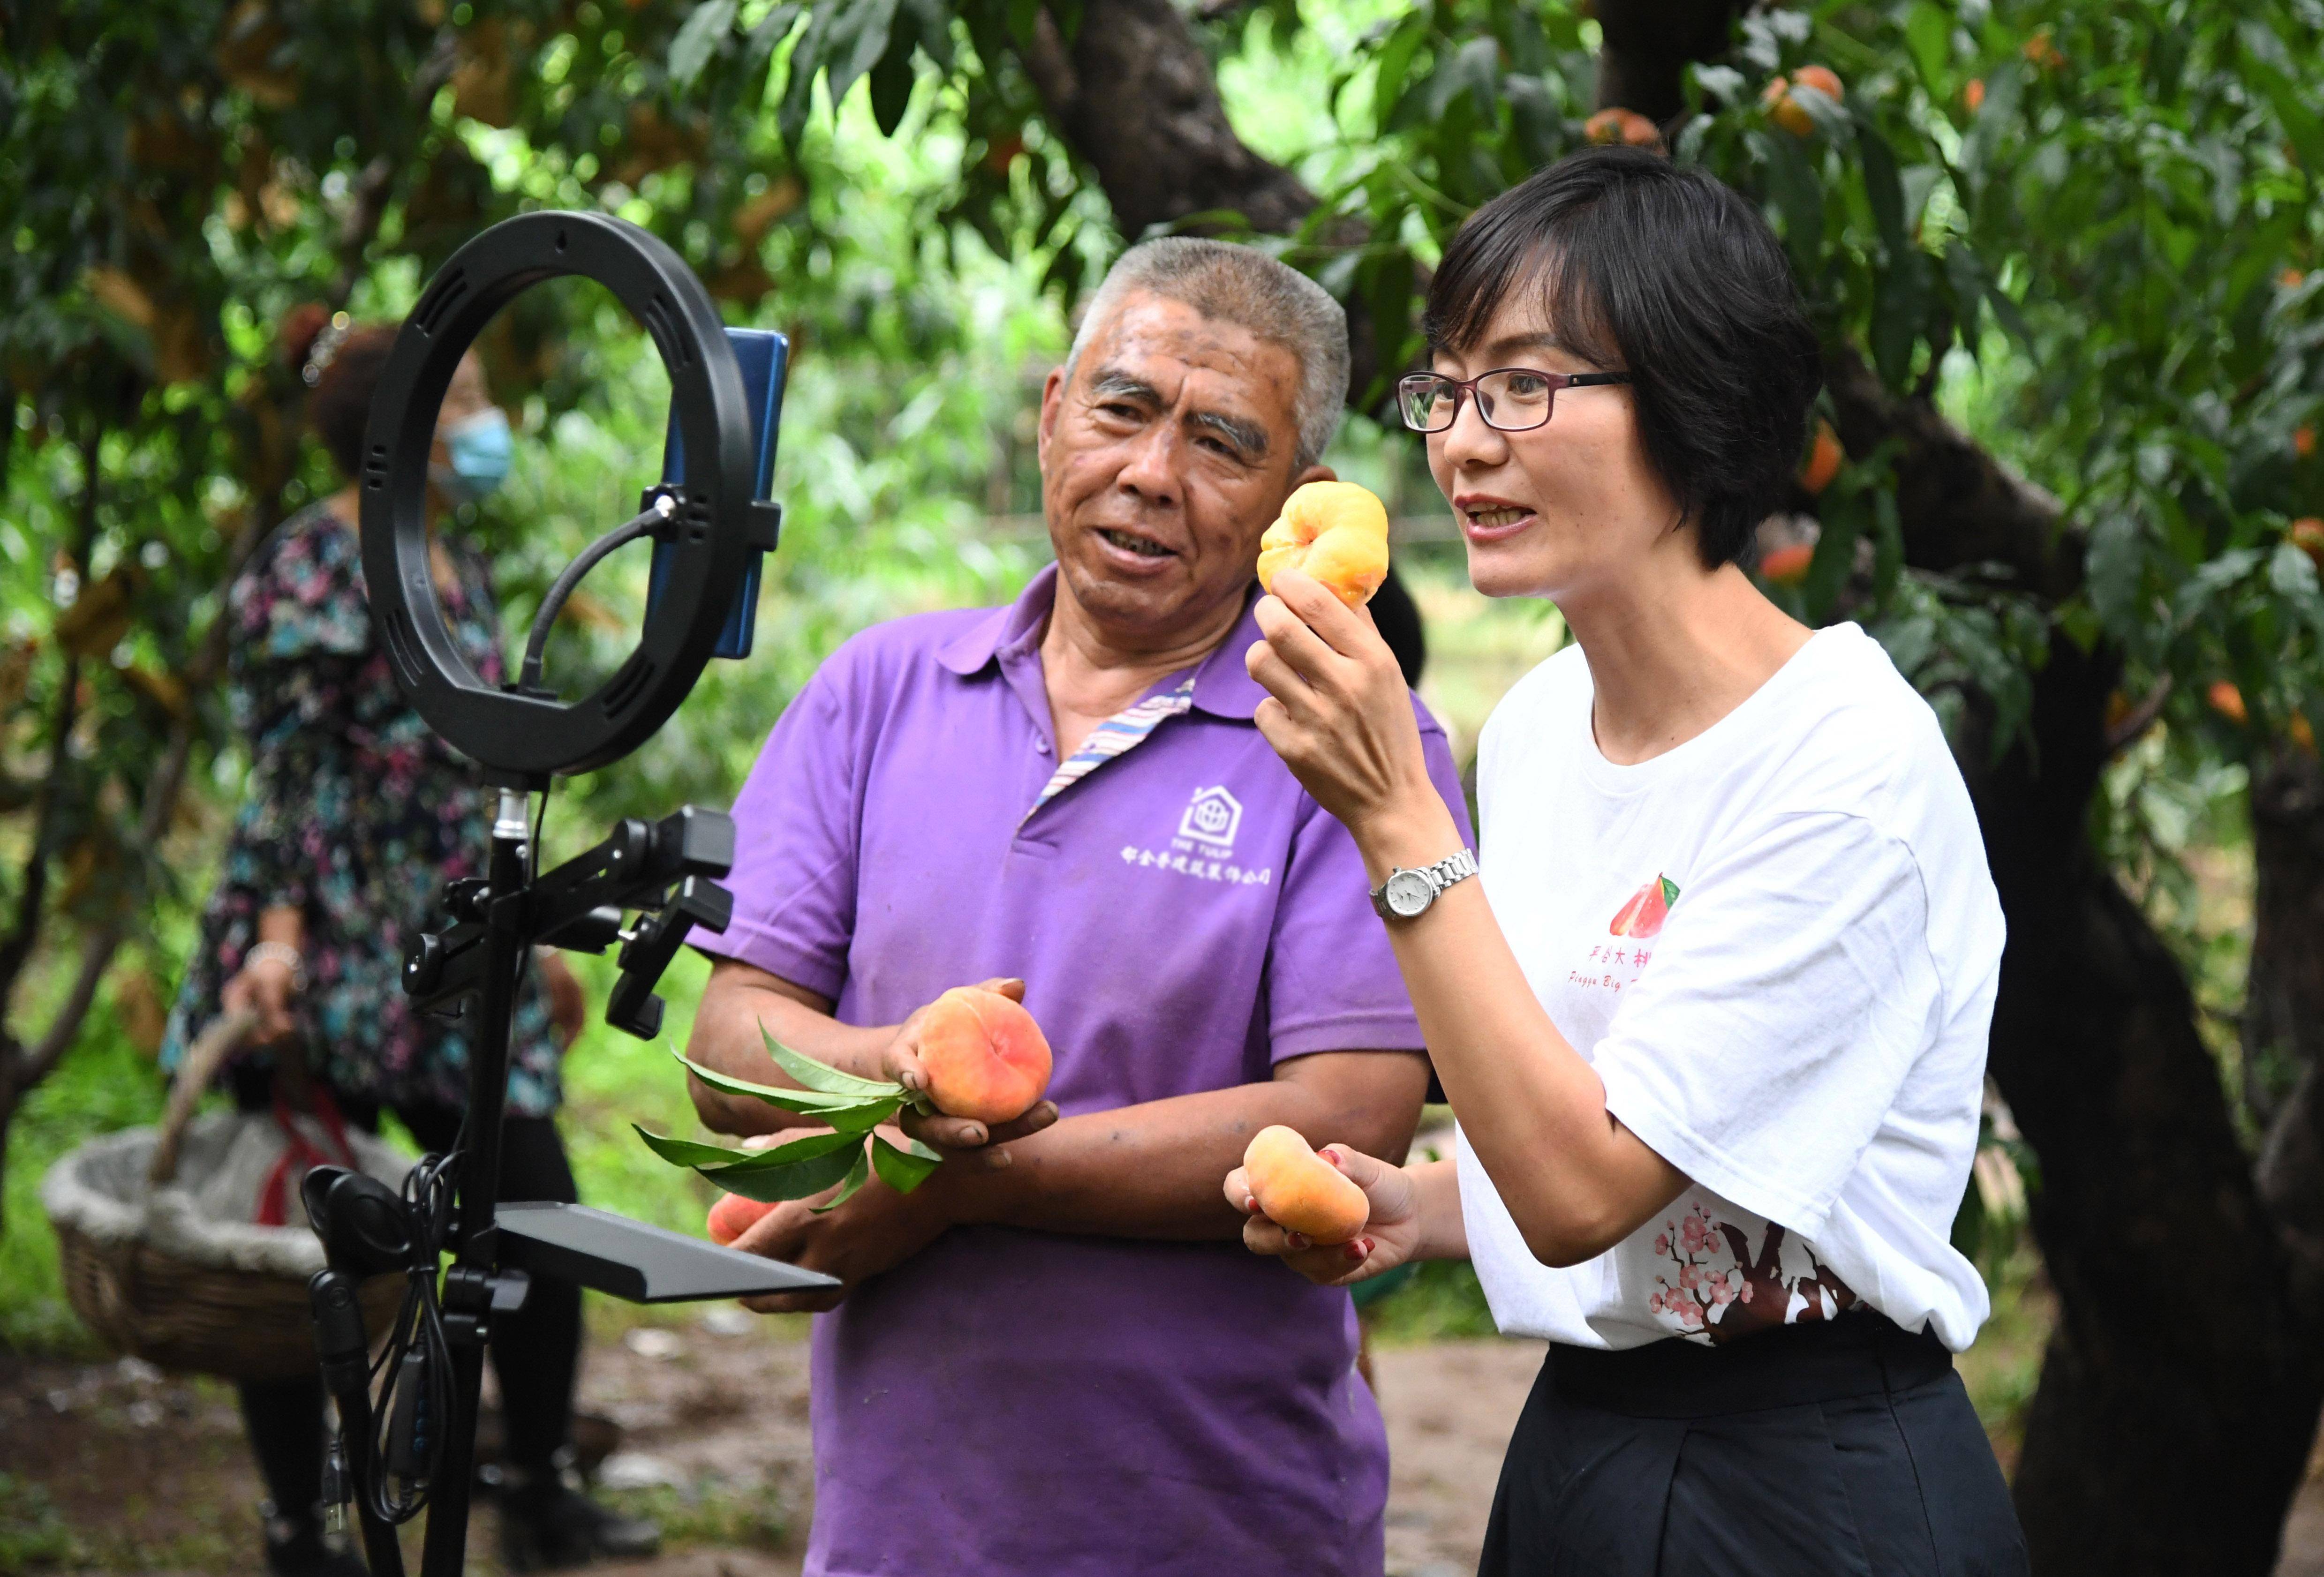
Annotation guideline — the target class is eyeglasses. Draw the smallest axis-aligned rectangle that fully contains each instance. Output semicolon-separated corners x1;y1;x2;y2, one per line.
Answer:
1396;368;1633;434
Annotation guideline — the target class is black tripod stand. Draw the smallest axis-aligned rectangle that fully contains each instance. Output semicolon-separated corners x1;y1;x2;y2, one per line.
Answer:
298;210;835;1576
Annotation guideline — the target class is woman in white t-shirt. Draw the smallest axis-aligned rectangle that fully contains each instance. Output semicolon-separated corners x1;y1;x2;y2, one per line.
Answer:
1233;147;2027;1574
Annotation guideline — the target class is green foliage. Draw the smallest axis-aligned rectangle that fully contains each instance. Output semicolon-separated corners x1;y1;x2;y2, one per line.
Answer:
1359;1257;1500;1344
0;975;170;1353
1206;0;2324;766
0;0;1063;1137
3;0;1067;1342
0;1472;80;1569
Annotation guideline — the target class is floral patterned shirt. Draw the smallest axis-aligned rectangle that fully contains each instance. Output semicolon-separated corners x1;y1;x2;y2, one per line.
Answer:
162;504;560;1117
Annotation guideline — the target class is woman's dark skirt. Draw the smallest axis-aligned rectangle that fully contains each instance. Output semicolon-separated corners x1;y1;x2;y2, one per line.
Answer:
1478;1312;2028;1577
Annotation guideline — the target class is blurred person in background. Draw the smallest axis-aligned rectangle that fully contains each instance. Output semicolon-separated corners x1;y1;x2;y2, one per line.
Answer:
159;305;656;1575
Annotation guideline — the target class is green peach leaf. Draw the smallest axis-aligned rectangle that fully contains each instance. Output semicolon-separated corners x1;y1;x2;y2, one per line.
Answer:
671;1048;892;1113
1659;876;1680;906
759;1024;906;1100
869;1131;943;1194
703;1139;865;1203
700;1127;863;1171
809;1145;873;1214
814;1094;909;1134
632;1125;766;1169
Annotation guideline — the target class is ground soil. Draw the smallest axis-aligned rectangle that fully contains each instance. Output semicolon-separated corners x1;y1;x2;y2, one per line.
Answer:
5;1318;2319;1575
0;1316;1539;1577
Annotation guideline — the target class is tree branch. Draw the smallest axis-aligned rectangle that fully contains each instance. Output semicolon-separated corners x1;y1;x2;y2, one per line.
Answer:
1820;343;2081;600
328;28;458;307
0;420;101;1017
1024;0;1315;241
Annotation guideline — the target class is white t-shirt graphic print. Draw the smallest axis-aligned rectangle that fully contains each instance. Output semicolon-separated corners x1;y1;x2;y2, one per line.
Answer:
1457;623;2004;1352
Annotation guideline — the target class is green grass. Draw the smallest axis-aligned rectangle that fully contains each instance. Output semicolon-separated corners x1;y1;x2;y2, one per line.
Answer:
0;984;169;1354
594;1481;792;1553
1362;1259;1500;1345
0;1473;79;1569
1957;1245;2053;1470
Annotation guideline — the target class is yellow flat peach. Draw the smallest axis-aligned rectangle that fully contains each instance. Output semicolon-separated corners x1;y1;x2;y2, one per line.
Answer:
1243;1126;1369;1245
1257;481;1390;608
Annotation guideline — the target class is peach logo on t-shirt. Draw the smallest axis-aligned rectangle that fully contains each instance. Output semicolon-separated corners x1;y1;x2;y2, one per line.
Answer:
1608;874;1680;938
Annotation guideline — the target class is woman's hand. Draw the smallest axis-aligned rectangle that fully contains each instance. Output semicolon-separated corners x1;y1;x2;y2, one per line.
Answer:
1244;569;1442;849
1225;1144;1426;1288
221;953;300;1045
882;976;1061;1165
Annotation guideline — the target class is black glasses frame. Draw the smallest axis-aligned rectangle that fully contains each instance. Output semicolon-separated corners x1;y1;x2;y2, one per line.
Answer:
1397;368;1634;433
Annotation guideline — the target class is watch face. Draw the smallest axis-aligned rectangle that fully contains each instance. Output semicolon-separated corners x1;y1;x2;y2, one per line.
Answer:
1384;870;1435;918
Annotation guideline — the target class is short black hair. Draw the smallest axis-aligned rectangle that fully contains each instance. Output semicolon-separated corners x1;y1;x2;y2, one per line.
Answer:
1422;147;1821;569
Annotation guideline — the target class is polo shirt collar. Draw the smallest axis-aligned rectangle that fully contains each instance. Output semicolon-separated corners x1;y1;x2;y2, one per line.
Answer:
1187;590;1267;722
936;564;1057;676
934;562;1269;723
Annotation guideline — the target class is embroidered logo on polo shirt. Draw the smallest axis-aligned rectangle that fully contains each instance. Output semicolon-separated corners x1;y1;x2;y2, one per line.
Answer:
1120;844;1272;886
1117;784;1269;886
1177;785;1242;851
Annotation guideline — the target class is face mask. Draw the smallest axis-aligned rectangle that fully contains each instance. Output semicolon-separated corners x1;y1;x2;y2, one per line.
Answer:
433;407;513;502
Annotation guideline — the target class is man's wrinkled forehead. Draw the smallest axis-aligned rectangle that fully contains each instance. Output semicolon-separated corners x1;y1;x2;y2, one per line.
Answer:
1086;369;1271;459
1076;294;1300;447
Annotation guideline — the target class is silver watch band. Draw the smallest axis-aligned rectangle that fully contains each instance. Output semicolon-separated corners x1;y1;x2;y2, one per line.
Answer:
1371;848;1479;920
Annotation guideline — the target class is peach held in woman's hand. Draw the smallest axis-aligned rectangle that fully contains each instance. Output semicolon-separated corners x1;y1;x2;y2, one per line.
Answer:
1242;1126;1370;1245
1256;481;1391;609
918;986;1054;1124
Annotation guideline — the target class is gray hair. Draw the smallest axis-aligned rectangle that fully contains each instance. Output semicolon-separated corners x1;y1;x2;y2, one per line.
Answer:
1062;237;1350;470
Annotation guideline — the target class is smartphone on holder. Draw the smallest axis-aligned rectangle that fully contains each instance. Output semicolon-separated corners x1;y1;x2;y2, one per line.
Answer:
648;327;787;659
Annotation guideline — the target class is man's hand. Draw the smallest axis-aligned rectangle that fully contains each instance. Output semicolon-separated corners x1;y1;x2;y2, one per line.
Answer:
730;1134;959;1314
881;976;1060;1164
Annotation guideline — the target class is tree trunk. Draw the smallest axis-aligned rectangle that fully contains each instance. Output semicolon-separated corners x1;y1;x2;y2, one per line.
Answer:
2251;748;2324;1349
1830;322;2324;1568
2245;747;2324;1129
1018;0;1392;406
1592;0;1746;125
1961;640;2323;1573
1021;1;2324;1565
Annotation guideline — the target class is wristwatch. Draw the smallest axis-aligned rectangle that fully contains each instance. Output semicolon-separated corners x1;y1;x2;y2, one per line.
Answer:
1371;849;1479;922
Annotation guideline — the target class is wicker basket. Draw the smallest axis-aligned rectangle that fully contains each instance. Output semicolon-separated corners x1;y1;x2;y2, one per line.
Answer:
41;1010;411;1382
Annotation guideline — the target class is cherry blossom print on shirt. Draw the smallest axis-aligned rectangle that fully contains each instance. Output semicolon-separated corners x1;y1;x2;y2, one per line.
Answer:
1646;1201;1858;1345
1609;873;1680;938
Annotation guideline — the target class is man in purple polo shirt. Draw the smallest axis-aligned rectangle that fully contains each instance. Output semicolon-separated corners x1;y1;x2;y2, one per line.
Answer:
684;238;1470;1577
